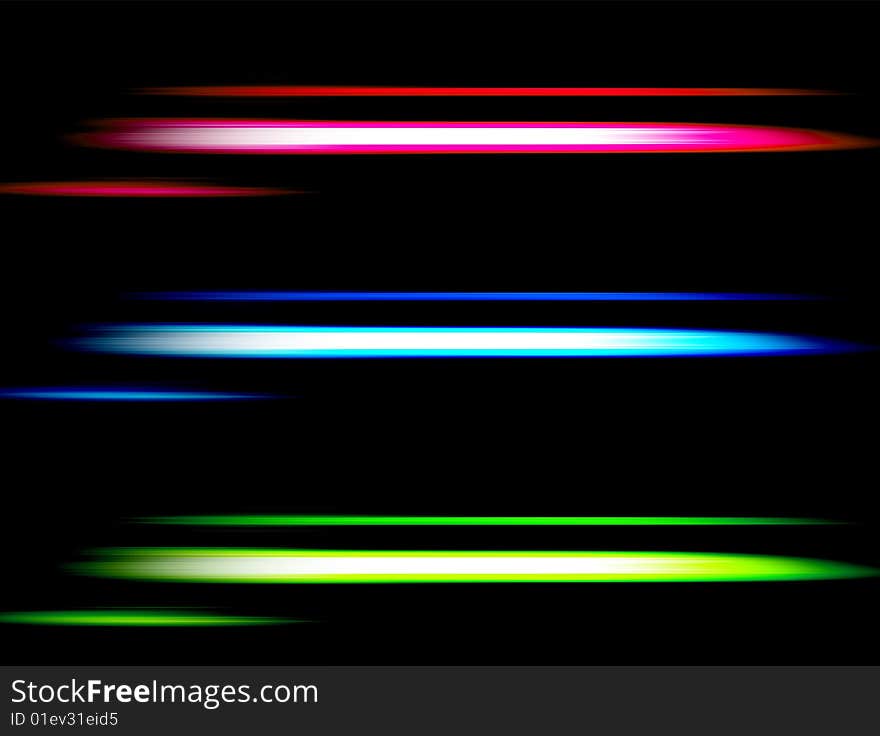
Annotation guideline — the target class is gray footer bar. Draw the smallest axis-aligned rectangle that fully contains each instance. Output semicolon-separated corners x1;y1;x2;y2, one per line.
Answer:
3;667;878;735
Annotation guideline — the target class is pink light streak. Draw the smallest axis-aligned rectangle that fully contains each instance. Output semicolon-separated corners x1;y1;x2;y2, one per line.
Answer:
142;86;831;97
77;120;869;154
0;180;291;197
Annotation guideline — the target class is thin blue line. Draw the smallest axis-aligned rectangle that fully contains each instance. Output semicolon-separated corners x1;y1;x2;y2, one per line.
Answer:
0;388;261;401
135;291;812;302
94;325;826;334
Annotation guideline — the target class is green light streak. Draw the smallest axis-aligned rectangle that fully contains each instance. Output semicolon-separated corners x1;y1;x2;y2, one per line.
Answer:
0;610;291;626
141;515;830;526
74;548;876;584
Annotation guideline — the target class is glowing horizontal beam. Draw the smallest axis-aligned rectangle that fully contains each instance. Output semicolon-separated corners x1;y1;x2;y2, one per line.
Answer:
0;388;260;401
0;610;288;626
144;86;830;97
138;291;810;302
80;325;850;358
0;181;288;197
76;549;875;583
145;515;829;527
79;120;866;154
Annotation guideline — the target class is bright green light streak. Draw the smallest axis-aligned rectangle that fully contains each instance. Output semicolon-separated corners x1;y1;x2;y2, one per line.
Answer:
74;549;876;584
142;515;829;526
0;610;290;626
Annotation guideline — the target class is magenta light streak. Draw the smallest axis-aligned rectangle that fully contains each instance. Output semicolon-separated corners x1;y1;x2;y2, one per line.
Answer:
0;181;290;197
142;86;832;98
76;120;869;154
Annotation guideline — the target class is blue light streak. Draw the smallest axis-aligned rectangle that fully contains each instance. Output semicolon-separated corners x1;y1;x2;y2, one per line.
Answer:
79;325;854;358
134;291;811;302
0;388;260;401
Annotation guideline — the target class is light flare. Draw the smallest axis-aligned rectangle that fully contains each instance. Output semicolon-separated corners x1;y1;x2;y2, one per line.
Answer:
75;549;876;583
79;325;853;358
77;120;869;154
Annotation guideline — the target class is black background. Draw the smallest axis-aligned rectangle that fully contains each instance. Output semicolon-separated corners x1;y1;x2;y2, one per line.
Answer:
0;1;877;664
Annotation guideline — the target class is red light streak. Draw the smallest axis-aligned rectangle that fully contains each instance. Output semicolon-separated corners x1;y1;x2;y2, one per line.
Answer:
143;86;831;97
76;120;870;155
0;181;292;197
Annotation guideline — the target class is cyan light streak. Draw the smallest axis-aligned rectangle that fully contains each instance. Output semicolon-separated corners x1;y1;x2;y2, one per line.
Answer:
137;291;810;302
0;610;290;626
80;325;851;358
0;388;260;401
75;549;876;583
144;515;830;527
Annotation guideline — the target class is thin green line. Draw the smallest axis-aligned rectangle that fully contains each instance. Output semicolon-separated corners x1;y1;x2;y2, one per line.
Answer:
140;515;831;526
0;609;292;626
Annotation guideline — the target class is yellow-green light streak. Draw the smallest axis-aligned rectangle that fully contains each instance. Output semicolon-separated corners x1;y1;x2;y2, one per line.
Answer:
141;515;831;527
74;549;876;584
0;610;290;626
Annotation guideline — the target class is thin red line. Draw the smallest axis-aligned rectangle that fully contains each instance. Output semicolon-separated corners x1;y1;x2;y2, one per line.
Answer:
0;180;291;197
142;86;831;97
